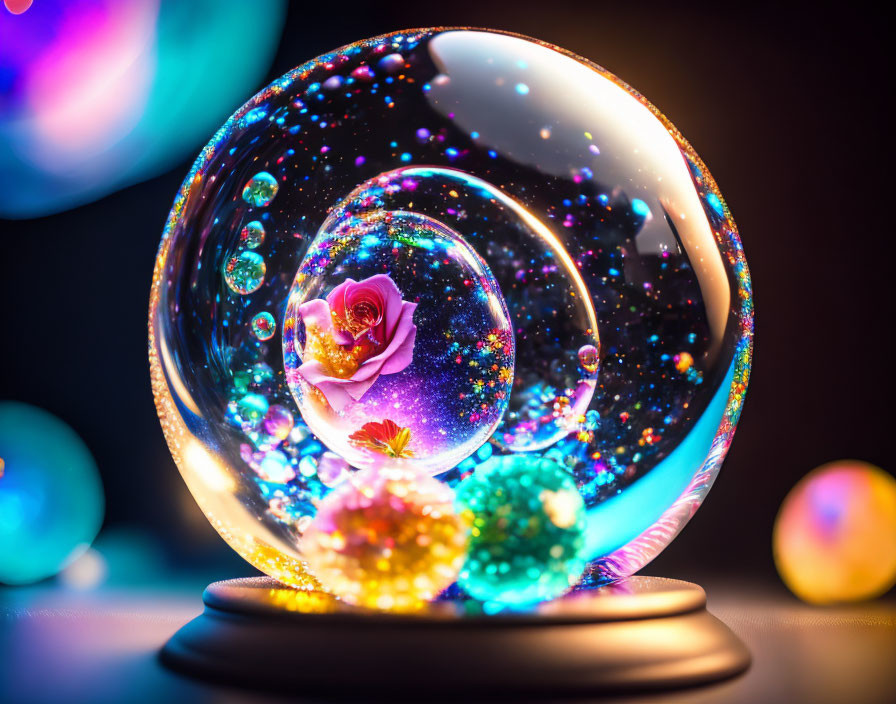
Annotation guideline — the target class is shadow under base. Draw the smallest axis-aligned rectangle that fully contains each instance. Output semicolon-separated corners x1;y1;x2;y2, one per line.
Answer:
161;575;749;696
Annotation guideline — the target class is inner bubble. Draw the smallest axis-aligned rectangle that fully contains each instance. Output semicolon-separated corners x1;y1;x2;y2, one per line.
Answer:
242;171;279;207
320;168;602;454
283;210;515;475
224;250;266;295
239;220;265;249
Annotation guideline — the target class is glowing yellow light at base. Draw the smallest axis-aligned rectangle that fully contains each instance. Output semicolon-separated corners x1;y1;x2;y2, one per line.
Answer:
302;464;468;612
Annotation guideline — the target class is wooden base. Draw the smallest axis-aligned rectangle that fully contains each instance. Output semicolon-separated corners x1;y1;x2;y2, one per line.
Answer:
161;576;750;696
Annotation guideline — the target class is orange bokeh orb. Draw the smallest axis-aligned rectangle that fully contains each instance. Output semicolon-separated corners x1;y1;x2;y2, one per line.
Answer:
773;460;896;604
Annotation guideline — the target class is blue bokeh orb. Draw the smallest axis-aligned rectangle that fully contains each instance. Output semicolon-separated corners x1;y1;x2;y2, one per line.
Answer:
0;402;104;585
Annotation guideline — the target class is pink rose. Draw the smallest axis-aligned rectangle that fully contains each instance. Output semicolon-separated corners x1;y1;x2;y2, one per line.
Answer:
297;274;417;412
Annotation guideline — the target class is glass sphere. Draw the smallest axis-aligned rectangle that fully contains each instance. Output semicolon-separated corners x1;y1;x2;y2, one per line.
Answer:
150;29;753;598
283;210;514;474
0;402;105;585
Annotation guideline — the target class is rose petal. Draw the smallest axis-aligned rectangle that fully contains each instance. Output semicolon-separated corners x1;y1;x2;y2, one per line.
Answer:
298;298;336;334
378;302;417;374
342;375;379;402
345;284;385;319
299;296;355;349
325;278;357;320
348;301;417;379
296;276;418;410
318;374;379;410
331;329;354;347
345;290;385;331
356;274;404;337
298;361;365;412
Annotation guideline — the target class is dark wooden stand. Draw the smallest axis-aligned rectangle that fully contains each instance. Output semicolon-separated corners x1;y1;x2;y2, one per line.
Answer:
161;575;749;697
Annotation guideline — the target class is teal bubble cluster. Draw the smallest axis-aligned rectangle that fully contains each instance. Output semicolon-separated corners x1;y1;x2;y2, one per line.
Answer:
241;171;279;207
224;250;266;294
240;220;266;249
455;455;587;605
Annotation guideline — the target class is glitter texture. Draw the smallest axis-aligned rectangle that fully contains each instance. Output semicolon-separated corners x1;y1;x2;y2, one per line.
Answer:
456;455;586;605
302;464;467;611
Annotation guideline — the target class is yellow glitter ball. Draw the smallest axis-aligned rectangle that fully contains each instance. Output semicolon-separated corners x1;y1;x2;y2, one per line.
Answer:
302;464;468;611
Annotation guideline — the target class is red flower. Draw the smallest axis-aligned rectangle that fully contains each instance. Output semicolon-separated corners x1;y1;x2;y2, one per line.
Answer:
349;419;414;458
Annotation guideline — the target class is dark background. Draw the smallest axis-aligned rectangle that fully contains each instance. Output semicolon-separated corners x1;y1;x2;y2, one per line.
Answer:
1;0;891;585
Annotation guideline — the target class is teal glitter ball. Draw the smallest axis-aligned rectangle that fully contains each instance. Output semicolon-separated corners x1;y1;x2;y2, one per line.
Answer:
455;455;587;605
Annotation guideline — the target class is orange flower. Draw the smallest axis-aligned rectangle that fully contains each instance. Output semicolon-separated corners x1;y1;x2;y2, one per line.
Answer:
349;419;414;458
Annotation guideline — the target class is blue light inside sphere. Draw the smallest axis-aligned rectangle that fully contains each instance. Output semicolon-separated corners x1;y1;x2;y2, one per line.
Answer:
0;402;104;585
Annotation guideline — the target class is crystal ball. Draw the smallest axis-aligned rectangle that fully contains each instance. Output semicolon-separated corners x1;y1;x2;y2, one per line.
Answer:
774;461;896;604
149;28;753;599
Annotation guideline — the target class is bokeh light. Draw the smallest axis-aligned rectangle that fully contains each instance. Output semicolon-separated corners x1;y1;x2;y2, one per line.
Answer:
0;401;104;585
0;0;286;218
58;525;169;590
58;546;108;590
774;460;896;604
